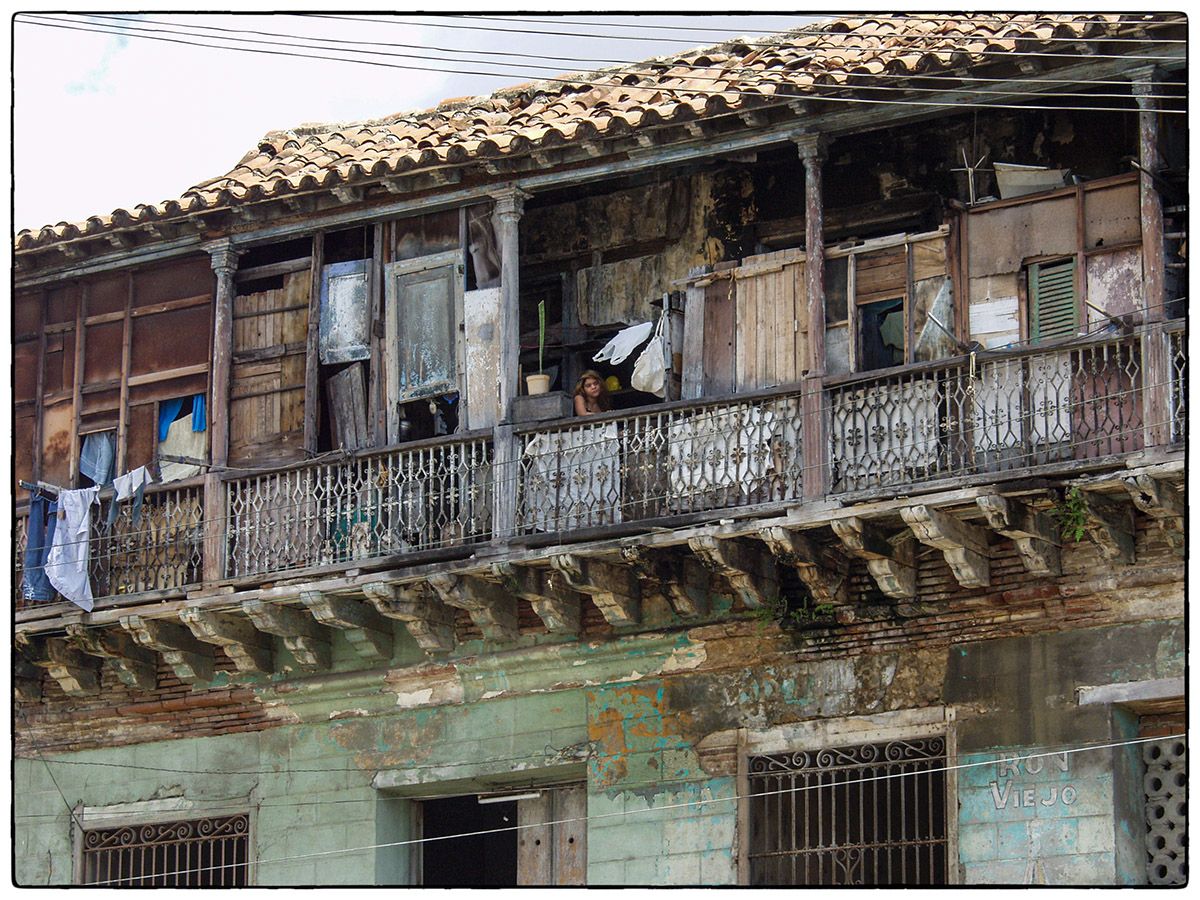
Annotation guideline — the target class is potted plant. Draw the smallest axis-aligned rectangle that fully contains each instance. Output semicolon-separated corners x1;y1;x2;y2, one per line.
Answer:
526;299;551;394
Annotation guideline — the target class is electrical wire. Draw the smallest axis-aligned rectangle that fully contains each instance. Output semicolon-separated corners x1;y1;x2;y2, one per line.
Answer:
35;731;1182;885
70;13;1190;97
16;16;1186;118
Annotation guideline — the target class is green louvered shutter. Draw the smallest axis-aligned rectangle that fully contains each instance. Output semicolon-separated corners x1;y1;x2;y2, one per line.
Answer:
1029;259;1078;342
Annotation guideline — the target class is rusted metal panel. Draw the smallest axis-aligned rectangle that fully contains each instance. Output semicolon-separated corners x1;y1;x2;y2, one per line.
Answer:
40;400;73;486
1083;180;1141;249
14;290;42;335
132;256;214;308
124;402;157;470
84;271;128;316
81;388;121;418
968;194;1076;277
130;305;211;376
82;321;124;383
13;341;39;403
15;410;35;485
45;283;80;326
1086;246;1142;320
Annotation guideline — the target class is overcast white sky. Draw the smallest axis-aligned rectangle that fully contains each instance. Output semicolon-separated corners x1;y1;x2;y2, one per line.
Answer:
11;9;819;233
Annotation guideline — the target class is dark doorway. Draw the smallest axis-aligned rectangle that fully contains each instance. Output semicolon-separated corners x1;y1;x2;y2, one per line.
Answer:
422;795;518;886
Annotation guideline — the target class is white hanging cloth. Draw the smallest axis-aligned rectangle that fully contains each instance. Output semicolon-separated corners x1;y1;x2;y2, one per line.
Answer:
46;486;99;611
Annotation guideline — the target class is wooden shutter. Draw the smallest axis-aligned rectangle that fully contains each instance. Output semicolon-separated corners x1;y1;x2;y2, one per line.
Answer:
732;249;807;391
1029;259;1078;342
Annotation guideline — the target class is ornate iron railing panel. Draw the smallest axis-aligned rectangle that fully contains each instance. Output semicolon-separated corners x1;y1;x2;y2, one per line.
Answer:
516;391;803;534
81;813;250;886
224;435;493;579
13;510;30;610
829;334;1144;494
1167;325;1187;445
748;738;948;886
89;482;205;598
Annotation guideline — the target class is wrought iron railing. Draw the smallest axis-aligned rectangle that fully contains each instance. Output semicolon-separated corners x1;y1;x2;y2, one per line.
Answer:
1167;322;1187;445
81;813;250;886
515;389;804;534
828;332;1146;494
223;433;493;579
90;481;206;598
15;482;204;610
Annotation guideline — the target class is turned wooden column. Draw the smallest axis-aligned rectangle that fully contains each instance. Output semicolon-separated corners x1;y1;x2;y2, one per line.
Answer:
1131;68;1171;449
490;187;529;540
205;240;240;469
492;187;530;422
796;134;830;499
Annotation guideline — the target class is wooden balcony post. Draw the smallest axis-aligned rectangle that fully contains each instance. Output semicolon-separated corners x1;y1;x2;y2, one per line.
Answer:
1130;67;1165;325
491;187;530;423
202;473;226;583
1142;322;1171;449
492;423;518;540
205;240;240;469
795;133;830;499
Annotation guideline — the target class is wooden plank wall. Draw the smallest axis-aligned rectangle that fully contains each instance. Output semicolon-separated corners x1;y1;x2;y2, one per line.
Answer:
13;257;214;492
229;271;309;467
731;249;807;390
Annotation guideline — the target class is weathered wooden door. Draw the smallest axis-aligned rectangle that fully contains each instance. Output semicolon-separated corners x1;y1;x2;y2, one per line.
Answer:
731;249;808;391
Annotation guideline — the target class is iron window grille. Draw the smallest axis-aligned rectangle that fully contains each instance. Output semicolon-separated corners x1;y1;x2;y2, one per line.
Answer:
748;737;949;885
80;813;250;886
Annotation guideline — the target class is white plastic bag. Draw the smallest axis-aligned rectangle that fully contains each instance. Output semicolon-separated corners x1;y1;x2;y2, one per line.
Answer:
630;312;667;397
593;321;652;365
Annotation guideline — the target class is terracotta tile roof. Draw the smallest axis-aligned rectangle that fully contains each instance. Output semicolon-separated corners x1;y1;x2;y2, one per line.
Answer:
16;13;1180;252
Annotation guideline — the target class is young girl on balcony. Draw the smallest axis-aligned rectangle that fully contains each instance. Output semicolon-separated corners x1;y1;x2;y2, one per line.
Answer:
573;370;613;416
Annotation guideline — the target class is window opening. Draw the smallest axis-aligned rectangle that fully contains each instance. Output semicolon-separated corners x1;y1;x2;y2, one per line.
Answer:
748;736;948;885
859;297;906;371
421;795;518;886
157;395;207;482
79;813;250;886
77;429;116;488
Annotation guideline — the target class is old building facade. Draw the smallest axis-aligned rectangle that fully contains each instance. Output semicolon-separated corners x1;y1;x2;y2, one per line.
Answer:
13;14;1186;886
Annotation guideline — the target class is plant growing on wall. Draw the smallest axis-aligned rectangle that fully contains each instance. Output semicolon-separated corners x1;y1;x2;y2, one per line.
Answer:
1053;487;1090;542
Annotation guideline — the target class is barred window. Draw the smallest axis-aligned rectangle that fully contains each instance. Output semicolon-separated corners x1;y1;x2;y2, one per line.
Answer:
80;813;250;886
748;737;948;886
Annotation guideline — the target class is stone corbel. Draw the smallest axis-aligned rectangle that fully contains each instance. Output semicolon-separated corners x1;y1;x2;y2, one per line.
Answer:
620;546;709;619
976;495;1062;576
901;505;991;589
1079;491;1137;565
687;536;779;610
66;623;158;692
120;615;215;684
490;563;582;635
363;581;455;654
298;590;393;663
550;554;641;626
758;526;849;606
1123;474;1183;555
14;656;43;703
427;573;519;644
242;598;332;672
16;632;102;696
179;607;274;674
831;516;917;599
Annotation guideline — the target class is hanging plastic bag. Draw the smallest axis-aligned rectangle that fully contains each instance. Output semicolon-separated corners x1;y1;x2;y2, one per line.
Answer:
630;311;667;398
593;321;653;365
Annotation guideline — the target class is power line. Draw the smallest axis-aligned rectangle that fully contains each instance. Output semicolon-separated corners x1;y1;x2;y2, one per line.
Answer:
45;13;1185;106
50;731;1184;885
16;17;1185;119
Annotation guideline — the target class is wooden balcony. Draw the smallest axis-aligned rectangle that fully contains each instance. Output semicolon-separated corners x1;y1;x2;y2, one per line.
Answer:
14;325;1186;616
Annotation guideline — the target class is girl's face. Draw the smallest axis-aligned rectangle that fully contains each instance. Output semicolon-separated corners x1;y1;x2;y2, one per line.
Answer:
583;377;601;397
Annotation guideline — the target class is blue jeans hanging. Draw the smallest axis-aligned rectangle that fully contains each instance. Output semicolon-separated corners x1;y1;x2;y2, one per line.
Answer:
22;493;58;602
